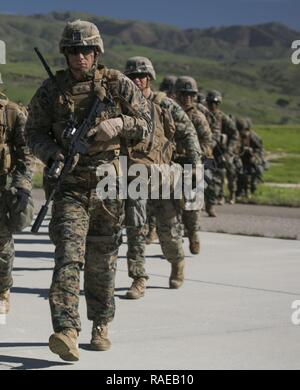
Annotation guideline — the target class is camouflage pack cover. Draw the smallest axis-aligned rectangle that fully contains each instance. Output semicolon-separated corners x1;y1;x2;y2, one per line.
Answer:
59;19;104;54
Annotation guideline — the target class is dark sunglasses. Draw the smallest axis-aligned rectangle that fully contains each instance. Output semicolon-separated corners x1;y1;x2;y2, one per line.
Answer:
65;46;95;56
178;91;197;97
128;73;148;80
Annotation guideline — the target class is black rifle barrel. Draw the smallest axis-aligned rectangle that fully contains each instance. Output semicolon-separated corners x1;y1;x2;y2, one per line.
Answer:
34;47;70;106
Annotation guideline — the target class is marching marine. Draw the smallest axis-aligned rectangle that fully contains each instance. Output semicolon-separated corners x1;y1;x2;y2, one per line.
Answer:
26;20;152;361
123;57;202;299
0;48;34;315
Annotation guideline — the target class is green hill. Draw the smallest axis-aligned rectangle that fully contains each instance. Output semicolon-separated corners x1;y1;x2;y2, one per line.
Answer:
0;11;299;124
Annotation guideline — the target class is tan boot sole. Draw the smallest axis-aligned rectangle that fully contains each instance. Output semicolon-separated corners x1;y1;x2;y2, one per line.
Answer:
189;243;200;255
126;290;145;299
49;334;79;362
169;280;184;289
90;340;111;351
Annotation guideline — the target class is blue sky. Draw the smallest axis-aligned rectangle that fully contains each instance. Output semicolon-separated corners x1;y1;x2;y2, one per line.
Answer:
0;0;298;30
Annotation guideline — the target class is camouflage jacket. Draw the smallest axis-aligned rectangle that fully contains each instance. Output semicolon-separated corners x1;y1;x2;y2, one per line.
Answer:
151;91;202;164
26;65;152;169
183;104;213;158
209;110;239;155
240;130;264;160
196;102;216;128
0;96;33;191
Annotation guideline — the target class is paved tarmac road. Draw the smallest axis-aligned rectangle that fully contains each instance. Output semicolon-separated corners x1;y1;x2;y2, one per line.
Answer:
0;220;300;370
33;190;300;240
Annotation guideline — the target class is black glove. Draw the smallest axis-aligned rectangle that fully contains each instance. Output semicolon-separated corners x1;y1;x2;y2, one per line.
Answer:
13;188;30;214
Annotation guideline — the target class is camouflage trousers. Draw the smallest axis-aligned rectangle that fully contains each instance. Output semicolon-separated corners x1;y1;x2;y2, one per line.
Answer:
182;209;201;236
0;190;14;294
204;167;225;205
126;198;148;280
126;198;184;280
226;156;243;194
49;186;124;333
147;201;156;231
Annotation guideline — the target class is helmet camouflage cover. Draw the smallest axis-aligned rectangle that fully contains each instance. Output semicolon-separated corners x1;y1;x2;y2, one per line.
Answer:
235;116;247;132
175;76;198;94
124;56;156;80
59;19;104;54
159;75;177;92
206;90;223;103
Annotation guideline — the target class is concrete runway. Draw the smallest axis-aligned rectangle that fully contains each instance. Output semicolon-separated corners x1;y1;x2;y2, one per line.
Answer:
1;219;300;370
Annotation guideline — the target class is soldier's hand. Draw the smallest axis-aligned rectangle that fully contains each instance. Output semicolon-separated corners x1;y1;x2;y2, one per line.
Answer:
70;153;80;172
13;188;30;214
47;151;65;180
87;117;123;142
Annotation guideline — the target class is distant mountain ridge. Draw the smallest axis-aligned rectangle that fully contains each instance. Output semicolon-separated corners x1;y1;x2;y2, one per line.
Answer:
0;12;297;61
0;11;299;124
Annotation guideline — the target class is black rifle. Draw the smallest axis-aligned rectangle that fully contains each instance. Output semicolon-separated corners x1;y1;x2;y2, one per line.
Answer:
241;148;264;184
31;49;112;233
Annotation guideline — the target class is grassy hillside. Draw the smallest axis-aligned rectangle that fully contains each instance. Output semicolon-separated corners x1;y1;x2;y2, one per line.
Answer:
0;12;299;124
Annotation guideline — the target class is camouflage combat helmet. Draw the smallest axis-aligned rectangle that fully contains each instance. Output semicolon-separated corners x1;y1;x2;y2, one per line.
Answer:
175;76;198;94
235;116;247;132
59;20;104;54
197;92;206;105
124;56;156;80
159;75;177;93
244;117;253;130
206;90;222;104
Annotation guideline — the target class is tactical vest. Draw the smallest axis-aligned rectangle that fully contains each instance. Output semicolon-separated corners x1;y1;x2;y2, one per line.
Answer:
152;91;176;143
0;99;13;176
210;110;223;135
51;66;123;157
125;91;175;168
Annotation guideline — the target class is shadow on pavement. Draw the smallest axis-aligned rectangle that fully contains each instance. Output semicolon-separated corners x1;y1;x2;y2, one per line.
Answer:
0;353;72;370
14;267;53;272
10;286;85;298
11;287;49;299
15;251;53;259
14;239;52;245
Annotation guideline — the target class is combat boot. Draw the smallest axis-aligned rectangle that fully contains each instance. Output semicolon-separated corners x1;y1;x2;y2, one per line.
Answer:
189;232;200;255
49;328;79;361
217;196;225;205
0;290;10;314
126;277;147;299
228;191;236;205
169;260;185;289
146;226;158;244
205;203;217;217
90;323;111;351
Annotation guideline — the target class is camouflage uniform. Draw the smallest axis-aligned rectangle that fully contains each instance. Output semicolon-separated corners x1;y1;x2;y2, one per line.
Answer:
206;91;240;207
126;89;202;280
175;76;212;235
0;94;33;310
26;23;152;338
236;117;266;197
124;58;202;295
